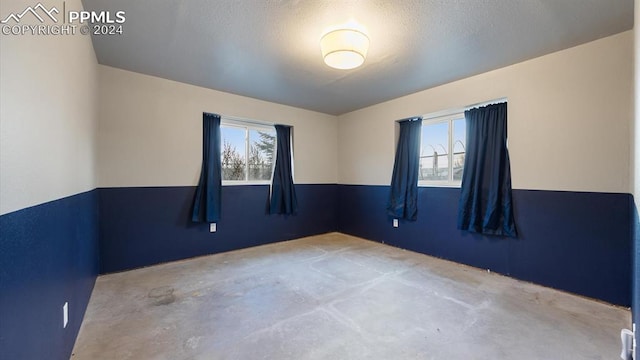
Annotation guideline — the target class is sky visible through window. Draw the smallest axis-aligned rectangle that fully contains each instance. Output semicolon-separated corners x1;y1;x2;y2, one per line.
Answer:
221;123;277;182
422;122;447;156
453;119;465;152
222;126;246;158
420;119;465;156
420;117;466;182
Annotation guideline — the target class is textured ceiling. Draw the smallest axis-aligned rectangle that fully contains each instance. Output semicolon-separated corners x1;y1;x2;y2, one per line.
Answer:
82;0;633;115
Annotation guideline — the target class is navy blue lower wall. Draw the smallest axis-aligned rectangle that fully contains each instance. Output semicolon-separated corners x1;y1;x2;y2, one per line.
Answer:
94;183;633;306
338;185;632;306
98;184;338;273
0;190;99;360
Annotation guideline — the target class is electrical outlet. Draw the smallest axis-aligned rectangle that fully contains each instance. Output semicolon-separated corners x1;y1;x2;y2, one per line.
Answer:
393;219;399;228
210;223;216;233
63;302;68;328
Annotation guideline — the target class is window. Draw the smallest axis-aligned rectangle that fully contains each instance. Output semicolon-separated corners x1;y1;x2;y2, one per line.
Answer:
220;119;277;184
419;112;466;185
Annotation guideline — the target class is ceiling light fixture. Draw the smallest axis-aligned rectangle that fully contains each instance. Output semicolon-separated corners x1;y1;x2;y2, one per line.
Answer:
320;28;369;70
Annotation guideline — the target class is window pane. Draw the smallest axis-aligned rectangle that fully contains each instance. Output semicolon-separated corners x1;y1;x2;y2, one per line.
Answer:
221;126;246;181
420;122;449;181
248;129;276;181
452;118;466;181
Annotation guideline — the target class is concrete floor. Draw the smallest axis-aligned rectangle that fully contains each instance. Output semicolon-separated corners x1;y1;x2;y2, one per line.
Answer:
72;233;630;359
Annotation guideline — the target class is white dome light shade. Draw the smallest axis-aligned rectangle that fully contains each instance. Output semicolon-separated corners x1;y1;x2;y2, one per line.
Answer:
320;29;369;70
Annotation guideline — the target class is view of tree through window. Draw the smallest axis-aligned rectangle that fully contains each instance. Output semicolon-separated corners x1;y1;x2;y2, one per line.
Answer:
419;115;466;184
221;123;276;182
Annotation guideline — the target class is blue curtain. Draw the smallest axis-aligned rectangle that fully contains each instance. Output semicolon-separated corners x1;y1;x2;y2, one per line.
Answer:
387;118;422;221
270;125;297;215
457;103;517;237
191;113;222;222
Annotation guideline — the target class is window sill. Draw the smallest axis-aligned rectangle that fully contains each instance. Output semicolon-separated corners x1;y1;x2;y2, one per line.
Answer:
418;182;461;188
222;181;271;186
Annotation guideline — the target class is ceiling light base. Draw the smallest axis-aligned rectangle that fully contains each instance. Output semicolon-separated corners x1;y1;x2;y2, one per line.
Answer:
320;29;369;70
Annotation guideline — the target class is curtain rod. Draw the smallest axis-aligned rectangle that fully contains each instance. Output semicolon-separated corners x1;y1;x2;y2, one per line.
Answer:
395;97;508;123
464;97;507;110
209;113;276;127
422;97;508;120
395;116;422;123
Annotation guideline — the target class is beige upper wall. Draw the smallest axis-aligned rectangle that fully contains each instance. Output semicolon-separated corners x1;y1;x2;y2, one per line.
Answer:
97;66;338;187
1;4;629;208
338;31;633;193
0;0;98;215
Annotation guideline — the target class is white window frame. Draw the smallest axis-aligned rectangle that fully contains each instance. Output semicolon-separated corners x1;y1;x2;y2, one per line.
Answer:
417;98;507;188
419;110;466;188
220;117;277;186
